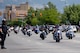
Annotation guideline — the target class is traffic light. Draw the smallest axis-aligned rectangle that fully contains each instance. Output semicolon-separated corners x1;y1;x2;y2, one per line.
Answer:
32;13;35;17
40;13;42;16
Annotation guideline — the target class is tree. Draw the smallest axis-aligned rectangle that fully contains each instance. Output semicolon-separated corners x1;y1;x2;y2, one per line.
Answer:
31;17;39;25
62;4;80;25
25;2;61;25
7;18;25;26
47;1;57;10
24;7;35;25
39;2;61;25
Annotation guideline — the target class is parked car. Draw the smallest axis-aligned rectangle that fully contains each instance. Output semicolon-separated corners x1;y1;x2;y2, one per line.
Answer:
48;25;55;32
67;25;77;32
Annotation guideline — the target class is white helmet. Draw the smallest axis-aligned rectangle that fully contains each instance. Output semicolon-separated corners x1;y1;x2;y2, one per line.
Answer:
2;18;6;21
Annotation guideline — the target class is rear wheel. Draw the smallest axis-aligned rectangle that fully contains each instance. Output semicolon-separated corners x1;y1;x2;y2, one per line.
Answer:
56;36;60;42
42;37;45;40
70;35;72;39
68;35;73;39
56;39;60;42
68;36;71;39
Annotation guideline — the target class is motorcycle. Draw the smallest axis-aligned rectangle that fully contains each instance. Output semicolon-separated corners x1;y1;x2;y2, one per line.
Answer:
66;30;75;39
14;30;19;34
53;33;61;42
52;30;62;42
40;31;46;40
34;29;39;34
45;29;49;35
14;26;19;34
27;29;32;37
21;28;27;35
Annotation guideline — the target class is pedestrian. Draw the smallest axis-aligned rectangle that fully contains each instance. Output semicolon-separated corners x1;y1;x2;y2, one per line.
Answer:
0;27;2;45
0;19;8;49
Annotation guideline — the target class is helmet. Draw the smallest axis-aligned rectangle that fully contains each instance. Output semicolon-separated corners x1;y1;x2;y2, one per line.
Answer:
2;18;6;22
2;18;6;21
2;19;7;24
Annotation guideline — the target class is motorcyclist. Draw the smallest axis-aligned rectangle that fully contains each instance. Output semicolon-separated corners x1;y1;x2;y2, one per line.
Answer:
52;29;63;40
34;25;39;34
66;29;75;39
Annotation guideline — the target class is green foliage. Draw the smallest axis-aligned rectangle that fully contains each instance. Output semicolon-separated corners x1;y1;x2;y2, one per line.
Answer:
7;19;26;26
47;1;57;10
25;7;35;25
40;8;60;25
7;2;80;26
62;4;80;25
31;17;39;25
25;2;61;25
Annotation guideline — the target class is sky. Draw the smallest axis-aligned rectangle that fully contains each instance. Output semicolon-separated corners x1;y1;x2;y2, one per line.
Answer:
0;0;80;12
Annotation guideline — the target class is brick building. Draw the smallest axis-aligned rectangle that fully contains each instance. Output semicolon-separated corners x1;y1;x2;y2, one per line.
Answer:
3;2;30;21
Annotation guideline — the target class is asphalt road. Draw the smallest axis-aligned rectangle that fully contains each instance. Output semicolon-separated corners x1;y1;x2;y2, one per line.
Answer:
0;31;80;53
